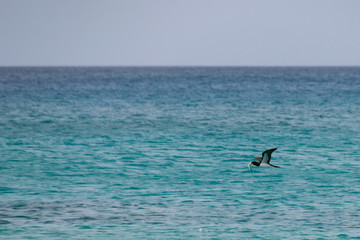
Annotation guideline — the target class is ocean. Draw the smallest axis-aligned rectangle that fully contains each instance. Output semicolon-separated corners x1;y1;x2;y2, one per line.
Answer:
0;67;359;239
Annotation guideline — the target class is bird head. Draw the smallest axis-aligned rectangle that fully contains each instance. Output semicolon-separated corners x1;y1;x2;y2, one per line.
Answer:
248;161;259;171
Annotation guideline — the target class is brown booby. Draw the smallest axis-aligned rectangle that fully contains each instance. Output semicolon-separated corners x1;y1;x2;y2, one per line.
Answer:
248;148;280;171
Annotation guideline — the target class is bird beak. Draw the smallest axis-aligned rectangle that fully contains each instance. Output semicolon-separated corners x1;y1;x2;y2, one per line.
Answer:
248;162;253;172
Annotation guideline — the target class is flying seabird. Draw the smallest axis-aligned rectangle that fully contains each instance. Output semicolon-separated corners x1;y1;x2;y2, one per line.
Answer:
248;148;280;171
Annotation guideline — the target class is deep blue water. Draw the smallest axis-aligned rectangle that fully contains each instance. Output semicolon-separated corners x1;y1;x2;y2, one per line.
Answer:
1;67;360;239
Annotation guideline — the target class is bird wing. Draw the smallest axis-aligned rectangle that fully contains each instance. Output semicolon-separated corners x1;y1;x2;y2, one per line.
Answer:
254;157;262;163
261;148;277;164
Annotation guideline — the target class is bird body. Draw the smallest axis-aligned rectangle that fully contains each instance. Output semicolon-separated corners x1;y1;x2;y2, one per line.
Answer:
248;148;279;171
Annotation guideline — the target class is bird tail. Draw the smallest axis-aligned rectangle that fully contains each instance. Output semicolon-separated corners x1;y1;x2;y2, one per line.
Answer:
269;164;280;168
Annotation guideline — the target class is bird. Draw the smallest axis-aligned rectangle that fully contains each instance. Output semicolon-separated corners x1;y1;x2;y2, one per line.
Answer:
248;148;280;171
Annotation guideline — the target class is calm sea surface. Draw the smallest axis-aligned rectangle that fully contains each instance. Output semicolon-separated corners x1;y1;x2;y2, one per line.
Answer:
1;67;360;239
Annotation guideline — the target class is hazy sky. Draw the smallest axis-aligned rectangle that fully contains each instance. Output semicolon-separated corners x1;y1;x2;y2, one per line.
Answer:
1;0;359;66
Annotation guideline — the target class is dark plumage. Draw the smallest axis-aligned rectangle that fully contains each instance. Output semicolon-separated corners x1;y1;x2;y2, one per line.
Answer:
248;148;280;171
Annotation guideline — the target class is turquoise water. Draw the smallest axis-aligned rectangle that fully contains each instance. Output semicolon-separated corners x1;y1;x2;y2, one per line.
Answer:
1;67;360;239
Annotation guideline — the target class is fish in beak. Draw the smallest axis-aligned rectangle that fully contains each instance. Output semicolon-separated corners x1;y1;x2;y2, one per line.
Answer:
248;162;253;172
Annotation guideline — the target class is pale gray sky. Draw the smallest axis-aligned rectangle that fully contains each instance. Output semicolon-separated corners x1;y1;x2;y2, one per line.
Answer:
0;0;359;66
